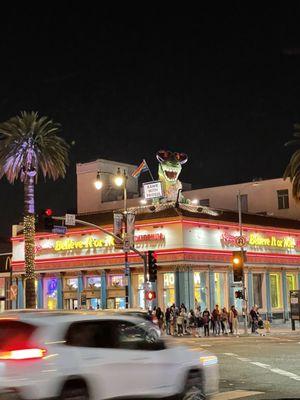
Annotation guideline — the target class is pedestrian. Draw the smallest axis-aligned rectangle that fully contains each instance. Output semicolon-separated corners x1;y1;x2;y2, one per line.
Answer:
156;307;164;332
195;306;203;337
170;307;175;336
165;307;171;335
229;305;238;335
250;305;259;334
212;305;221;335
220;307;229;334
202;307;210;337
177;309;184;336
188;309;196;337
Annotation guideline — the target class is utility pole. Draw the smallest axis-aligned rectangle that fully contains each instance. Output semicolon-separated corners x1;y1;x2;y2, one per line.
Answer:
54;216;148;310
237;190;248;335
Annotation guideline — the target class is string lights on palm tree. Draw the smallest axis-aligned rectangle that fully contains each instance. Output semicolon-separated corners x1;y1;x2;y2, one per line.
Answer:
0;111;69;308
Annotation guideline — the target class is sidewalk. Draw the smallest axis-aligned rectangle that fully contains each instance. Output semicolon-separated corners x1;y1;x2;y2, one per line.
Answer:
164;322;300;338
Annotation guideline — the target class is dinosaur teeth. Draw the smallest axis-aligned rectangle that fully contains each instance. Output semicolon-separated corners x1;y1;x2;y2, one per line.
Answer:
165;170;177;180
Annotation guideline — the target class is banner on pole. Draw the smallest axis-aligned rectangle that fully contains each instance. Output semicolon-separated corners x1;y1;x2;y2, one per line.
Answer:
126;212;135;247
113;213;123;249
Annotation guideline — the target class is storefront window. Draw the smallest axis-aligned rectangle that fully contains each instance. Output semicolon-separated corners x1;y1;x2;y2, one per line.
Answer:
194;272;207;310
109;275;124;287
270;273;282;309
287;273;296;292
45;278;58;310
87;276;101;288
163;273;175;308
214;272;226;308
66;278;78;290
253;273;263;308
138;275;145;309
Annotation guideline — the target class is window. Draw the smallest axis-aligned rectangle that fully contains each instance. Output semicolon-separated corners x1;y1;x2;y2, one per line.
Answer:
65;321;116;348
163;273;175;308
116;321;165;351
253;274;263;308
287;273;296;292
270;273;282;309
194;272;207;310
109;275;124;287
87;276;101;288
200;198;210;207
214;273;226;308
277;189;289;210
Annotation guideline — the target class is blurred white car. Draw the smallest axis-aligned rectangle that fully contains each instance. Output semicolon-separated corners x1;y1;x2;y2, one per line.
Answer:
0;310;218;400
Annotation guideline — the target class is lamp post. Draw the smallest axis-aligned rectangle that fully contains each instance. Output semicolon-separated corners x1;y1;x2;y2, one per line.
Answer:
237;190;248;335
95;168;130;309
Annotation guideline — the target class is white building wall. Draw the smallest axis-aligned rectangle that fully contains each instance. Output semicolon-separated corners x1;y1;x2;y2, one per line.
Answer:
77;159;139;214
184;178;300;220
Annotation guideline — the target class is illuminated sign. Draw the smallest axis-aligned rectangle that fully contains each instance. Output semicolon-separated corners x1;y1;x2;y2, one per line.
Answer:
221;232;296;250
34;233;166;253
54;236;114;251
248;233;296;249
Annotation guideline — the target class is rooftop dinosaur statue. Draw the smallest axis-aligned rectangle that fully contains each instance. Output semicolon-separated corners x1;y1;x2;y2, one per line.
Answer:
156;150;188;202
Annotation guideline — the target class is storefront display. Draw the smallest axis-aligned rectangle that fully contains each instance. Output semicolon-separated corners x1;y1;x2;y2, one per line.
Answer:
45;278;58;310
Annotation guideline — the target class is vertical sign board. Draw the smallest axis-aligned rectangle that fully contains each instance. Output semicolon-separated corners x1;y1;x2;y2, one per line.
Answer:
290;290;300;320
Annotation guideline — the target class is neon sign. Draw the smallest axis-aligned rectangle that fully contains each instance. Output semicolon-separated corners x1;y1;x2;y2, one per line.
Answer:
221;232;296;250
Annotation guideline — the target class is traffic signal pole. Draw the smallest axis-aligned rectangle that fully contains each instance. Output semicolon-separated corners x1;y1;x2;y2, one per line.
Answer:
53;216;148;309
238;190;248;335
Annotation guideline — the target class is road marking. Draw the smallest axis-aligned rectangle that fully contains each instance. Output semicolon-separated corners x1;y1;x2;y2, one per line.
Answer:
250;362;270;369
212;390;264;399
269;368;300;381
224;353;300;381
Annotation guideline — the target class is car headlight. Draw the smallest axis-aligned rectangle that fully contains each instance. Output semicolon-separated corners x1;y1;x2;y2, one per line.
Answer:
199;355;218;366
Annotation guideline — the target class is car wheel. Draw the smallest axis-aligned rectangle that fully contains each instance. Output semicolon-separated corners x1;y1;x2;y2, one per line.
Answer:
182;371;206;400
60;380;89;400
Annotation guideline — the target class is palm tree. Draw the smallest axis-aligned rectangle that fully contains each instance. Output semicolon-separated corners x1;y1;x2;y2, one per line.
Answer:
284;123;300;201
0;111;69;308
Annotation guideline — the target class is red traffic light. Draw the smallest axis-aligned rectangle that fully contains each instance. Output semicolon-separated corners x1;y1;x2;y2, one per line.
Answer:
45;208;53;217
145;291;156;301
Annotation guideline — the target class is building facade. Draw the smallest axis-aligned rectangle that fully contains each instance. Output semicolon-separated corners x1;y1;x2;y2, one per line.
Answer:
10;208;300;321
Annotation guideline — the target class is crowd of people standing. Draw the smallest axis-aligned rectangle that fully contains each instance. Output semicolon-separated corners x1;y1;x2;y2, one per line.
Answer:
148;303;240;337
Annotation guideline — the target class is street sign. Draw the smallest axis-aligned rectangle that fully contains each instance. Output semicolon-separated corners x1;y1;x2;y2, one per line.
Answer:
290;290;300;320
52;225;67;235
65;213;76;226
143;181;163;200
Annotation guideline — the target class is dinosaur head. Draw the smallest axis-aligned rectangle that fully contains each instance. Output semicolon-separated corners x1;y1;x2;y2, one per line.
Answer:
156;150;188;183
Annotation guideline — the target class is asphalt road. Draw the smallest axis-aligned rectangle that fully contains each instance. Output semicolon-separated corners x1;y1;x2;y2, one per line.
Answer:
167;332;300;400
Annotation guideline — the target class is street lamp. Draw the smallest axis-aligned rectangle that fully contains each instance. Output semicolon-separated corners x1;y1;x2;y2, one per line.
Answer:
237;181;260;334
94;171;103;190
94;168;129;309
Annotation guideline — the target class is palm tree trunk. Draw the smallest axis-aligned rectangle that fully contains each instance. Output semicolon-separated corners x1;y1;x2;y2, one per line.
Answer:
24;174;36;309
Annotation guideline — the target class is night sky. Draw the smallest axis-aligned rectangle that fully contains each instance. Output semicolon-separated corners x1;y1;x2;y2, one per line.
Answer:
1;5;300;237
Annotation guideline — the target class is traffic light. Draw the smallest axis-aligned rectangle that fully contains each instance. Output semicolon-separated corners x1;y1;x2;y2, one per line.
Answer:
148;251;158;282
231;250;245;282
235;290;243;299
42;208;54;231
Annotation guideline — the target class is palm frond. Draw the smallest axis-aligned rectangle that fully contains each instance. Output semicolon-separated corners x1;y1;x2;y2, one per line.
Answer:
0;111;69;183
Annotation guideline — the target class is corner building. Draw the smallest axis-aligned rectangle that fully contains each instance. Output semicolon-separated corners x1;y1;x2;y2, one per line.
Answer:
11;207;300;321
